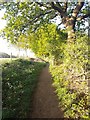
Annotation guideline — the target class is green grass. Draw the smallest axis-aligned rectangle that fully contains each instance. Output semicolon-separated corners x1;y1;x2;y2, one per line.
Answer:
2;59;46;118
0;58;18;64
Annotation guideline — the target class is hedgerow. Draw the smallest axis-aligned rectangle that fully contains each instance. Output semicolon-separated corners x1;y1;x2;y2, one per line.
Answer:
49;34;89;119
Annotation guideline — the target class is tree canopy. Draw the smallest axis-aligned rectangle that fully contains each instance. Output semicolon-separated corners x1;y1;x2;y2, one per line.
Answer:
0;1;90;43
27;23;67;58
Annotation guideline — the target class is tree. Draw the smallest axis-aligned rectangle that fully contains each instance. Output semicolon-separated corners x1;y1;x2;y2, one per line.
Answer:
0;1;90;44
0;1;89;118
27;23;67;61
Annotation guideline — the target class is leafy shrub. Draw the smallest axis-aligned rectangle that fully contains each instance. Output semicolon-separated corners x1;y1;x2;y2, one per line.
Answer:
2;59;46;118
49;34;89;119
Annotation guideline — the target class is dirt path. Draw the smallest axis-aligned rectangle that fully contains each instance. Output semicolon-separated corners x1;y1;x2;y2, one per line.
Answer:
30;65;64;118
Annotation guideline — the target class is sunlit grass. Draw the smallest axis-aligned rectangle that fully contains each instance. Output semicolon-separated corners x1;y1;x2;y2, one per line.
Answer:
0;58;18;64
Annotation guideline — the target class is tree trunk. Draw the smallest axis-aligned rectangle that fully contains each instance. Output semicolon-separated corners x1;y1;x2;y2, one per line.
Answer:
67;26;76;43
65;17;76;43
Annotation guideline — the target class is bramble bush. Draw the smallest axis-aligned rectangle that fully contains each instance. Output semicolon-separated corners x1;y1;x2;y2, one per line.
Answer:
49;34;89;119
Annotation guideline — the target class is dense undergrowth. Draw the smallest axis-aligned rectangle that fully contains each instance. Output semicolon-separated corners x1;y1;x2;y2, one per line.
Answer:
49;34;89;119
2;59;46;118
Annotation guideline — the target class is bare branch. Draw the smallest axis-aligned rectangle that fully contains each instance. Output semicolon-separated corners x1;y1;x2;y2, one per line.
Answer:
58;22;63;27
36;2;51;9
31;10;52;22
51;2;67;18
49;13;58;19
77;13;90;21
72;2;84;18
63;2;67;12
56;2;62;8
36;2;44;7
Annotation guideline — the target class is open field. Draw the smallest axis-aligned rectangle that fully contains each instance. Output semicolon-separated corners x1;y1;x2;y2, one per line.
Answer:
0;58;18;64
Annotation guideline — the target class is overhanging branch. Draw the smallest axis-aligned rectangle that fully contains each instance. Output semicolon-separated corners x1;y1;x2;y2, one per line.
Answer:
31;10;52;22
19;10;53;32
72;2;84;18
36;2;51;9
51;2;66;18
77;13;90;21
63;2;67;12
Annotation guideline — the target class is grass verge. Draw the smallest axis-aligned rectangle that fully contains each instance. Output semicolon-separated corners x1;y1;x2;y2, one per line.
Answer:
2;59;46;118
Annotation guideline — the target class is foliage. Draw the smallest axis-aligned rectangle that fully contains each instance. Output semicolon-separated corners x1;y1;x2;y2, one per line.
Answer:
27;23;67;60
0;1;89;119
0;2;89;43
49;34;89;119
2;59;46;118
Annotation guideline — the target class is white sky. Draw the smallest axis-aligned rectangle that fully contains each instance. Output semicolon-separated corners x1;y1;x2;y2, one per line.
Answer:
0;6;89;57
0;9;36;58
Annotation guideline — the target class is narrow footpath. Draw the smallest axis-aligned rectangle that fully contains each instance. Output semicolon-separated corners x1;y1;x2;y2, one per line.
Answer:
30;65;64;118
